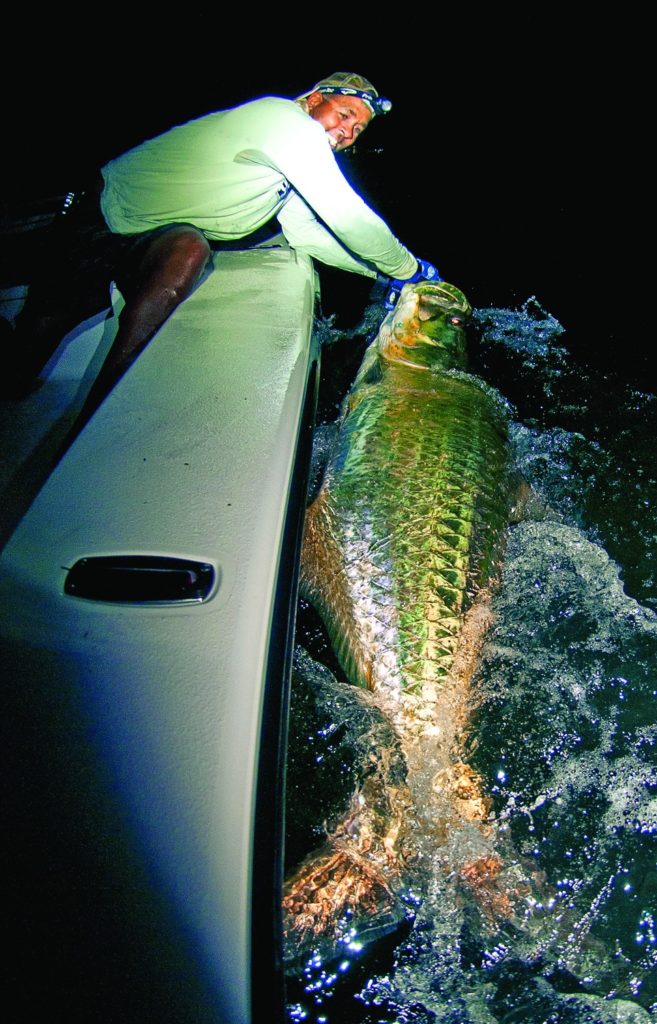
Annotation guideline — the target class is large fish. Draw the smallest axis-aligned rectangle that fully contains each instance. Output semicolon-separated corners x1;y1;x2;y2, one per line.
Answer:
284;282;519;968
300;281;510;703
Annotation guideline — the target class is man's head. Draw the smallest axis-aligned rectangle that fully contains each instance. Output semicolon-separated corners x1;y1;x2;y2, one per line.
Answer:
298;72;390;152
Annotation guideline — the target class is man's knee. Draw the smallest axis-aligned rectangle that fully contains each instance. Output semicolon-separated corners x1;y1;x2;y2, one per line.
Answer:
127;225;211;300
168;226;211;263
155;227;211;283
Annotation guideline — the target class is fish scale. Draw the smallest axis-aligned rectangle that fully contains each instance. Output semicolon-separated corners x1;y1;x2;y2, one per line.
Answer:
301;283;511;699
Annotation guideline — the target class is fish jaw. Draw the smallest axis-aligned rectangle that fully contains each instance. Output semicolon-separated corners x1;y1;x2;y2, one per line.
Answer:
377;282;471;373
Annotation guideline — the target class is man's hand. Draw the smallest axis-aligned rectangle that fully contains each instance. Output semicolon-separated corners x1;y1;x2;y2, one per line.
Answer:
383;259;443;309
410;259;442;283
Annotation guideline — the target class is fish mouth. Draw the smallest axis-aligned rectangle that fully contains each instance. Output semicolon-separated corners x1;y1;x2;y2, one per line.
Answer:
415;283;471;321
378;283;470;370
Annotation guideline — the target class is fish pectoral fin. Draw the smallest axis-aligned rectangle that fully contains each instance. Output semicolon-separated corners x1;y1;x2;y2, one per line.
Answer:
301;490;374;690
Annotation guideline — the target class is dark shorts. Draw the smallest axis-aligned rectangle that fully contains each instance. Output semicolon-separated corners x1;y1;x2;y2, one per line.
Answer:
13;181;278;336
19;184;202;329
55;190;197;292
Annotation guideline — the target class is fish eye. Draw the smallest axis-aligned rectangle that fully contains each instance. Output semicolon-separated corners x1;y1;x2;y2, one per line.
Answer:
450;316;464;326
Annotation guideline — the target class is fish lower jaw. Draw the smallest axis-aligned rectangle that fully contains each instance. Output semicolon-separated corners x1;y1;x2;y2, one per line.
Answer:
377;337;431;367
379;334;444;370
387;353;433;371
415;330;443;348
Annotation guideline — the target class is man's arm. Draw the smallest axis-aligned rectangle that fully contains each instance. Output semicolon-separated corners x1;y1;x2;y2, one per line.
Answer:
277;192;379;277
266;107;417;279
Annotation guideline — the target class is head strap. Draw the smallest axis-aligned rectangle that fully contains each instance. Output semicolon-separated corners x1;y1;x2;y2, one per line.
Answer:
316;85;392;117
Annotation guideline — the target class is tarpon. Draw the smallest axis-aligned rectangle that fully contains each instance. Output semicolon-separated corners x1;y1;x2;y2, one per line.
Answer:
284;282;521;968
300;281;510;703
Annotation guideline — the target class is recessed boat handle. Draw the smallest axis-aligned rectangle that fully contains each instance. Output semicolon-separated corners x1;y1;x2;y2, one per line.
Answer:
64;556;216;603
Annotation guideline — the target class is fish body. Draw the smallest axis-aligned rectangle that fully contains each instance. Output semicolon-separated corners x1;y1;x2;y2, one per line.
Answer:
284;283;517;970
301;282;510;711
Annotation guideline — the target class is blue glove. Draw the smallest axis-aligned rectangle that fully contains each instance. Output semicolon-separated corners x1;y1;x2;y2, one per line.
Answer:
383;282;405;310
383;259;442;310
409;258;442;283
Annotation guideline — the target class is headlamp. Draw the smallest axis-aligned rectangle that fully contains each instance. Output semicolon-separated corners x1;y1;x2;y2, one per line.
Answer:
317;85;392;117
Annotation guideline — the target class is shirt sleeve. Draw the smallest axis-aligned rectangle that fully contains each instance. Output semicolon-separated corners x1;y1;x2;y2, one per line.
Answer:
277;192;379;277
265;109;418;279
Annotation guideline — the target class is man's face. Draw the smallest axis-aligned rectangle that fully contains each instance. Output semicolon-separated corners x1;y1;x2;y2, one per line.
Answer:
306;91;373;152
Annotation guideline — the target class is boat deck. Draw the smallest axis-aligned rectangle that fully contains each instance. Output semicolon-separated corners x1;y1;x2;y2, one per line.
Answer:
1;244;319;1023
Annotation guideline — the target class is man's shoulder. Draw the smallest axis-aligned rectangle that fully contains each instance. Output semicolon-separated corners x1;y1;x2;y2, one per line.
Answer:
222;96;327;154
240;96;301;112
226;96;315;132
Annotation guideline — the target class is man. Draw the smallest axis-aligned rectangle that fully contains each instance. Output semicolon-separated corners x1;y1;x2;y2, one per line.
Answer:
6;73;439;411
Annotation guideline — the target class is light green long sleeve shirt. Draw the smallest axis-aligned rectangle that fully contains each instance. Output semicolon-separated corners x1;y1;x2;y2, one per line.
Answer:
100;97;417;280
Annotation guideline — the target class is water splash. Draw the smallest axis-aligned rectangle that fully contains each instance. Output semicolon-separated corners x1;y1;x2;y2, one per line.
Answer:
473;298;566;362
471;520;657;1007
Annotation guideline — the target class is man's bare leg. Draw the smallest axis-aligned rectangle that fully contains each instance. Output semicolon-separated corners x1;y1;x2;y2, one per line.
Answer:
74;225;211;432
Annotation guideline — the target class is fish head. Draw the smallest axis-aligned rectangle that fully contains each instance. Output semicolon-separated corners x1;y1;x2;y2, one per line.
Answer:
378;282;471;372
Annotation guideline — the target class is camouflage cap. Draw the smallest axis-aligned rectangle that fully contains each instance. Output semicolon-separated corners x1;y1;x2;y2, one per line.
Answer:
312;72;379;96
297;72;387;116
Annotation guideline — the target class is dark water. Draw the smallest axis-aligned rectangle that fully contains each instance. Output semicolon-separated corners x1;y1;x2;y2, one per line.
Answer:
286;299;657;1023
